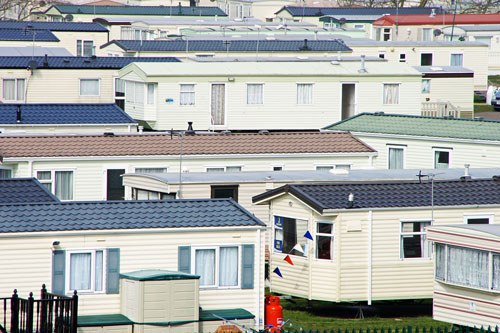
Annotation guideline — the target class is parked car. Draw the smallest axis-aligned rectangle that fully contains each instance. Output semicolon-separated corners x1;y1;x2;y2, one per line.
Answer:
492;91;500;111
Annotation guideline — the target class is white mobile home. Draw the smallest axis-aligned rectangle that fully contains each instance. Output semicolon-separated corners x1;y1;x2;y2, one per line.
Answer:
323;113;500;170
428;224;500;329
118;60;423;130
0;199;266;332
0;131;376;201
252;178;500;303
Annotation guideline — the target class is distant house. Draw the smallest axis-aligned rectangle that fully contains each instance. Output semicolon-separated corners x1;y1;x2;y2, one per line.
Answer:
0;178;59;203
0;21;109;57
0;56;179;106
0;131;376;201
42;4;227;22
0;199;266;331
0;103;137;134
322;113;500;170
118;59;422;130
252;178;500;303
428;224;500;329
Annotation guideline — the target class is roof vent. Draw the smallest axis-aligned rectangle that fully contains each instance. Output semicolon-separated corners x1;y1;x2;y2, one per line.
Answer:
222;130;231;135
358;55;367;73
185;121;195;135
299;39;311;51
103;132;114;137
259;130;269;135
347;193;354;208
43;54;48;67
493;175;500;182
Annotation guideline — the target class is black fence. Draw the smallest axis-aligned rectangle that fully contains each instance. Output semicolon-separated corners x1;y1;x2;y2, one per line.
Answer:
0;284;78;333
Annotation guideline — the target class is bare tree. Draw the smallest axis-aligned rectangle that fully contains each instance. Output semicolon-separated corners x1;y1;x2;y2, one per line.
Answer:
0;0;67;20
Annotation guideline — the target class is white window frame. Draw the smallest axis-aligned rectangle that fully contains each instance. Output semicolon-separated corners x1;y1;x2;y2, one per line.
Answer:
387;145;405;169
315;221;334;260
180;83;196;106
296;83;313;105
76;40;95;57
433;148;451;169
422;79;431;94
205;165;243;172
191;245;241;289
420;52;433;66
422;28;432;41
450;53;464;66
399;53;406;62
2;78;25;102
79;79;100;97
353;24;365;29
134;167;168;174
147;83;155;105
36;169;74;201
271;164;284;171
246;83;264;105
399;220;432;259
0;167;13;178
383;27;391;41
125;81;145;105
383;83;400;105
463;213;493;225
314;164;352;172
273;215;309;258
65;248;106;294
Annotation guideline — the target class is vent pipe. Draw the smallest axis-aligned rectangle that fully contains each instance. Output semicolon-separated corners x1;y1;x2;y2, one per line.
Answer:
358;55;367;73
16;105;22;123
185;121;195;135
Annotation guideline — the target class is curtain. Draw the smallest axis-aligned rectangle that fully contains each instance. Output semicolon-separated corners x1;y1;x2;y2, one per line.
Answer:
493;254;500;290
134;82;144;105
147;83;155;105
84;41;94;57
135;168;168;174
389;148;403;169
435;243;445;280
3;79;15;100
80;79;99;96
115;78;125;97
447;246;489;289
76;40;82;56
383;84;399;104
219;247;238;286
316;166;333;172
450;54;463;66
226;166;241;172
211;84;225;125
0;169;12;178
70;253;91;291
421;79;430;93
297;84;313;105
247;84;263;104
55;171;73;200
180;84;195;105
196;249;215;286
17;79;25;101
207;167;224;173
95;251;103;292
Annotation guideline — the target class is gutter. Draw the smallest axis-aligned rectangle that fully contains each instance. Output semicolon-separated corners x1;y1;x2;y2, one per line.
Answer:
322;203;500;214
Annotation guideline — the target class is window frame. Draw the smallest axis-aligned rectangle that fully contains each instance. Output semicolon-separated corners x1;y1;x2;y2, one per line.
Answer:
65;248;107;294
463;213;493;225
36;169;74;201
399;220;432;259
205;166;243;173
246;83;264;105
399;53;406;63
433;148;451;169
211;185;239;202
191;245;242;289
296;83;314;105
420;52;433;66
134;167;168;174
0;167;13;178
76;40;95;57
2;78;25;102
450;53;464;66
273;215;309;258
382;83;400;105
180;83;196;106
383;27;391;41
79;78;100;97
422;79;431;94
315;164;352;172
422;28;432;41
315;221;334;260
147;83;155;105
387;145;405;169
125;80;145;105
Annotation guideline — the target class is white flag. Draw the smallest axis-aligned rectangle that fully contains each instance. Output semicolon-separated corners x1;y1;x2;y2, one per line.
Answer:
292;243;304;254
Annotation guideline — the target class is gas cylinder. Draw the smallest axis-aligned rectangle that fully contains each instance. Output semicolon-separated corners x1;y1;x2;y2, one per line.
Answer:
265;295;283;332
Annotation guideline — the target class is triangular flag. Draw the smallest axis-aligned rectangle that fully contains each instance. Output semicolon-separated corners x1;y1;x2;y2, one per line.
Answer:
284;255;294;265
273;267;283;278
304;230;313;240
292;243;304;254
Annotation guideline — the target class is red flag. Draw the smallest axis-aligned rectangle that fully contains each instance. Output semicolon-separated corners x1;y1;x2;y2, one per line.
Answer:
284;255;294;265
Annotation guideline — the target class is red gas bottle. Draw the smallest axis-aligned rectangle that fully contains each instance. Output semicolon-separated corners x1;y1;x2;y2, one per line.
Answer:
265;295;283;332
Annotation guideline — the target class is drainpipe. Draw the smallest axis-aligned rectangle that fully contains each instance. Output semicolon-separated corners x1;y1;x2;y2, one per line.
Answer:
368;210;373;305
256;228;262;329
28;160;33;178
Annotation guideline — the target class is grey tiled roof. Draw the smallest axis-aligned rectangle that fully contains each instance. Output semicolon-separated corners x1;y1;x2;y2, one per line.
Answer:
0;178;59;204
49;4;227;16
253;179;500;212
0;199;265;233
0;56;179;69
0;28;59;42
103;39;351;52
276;6;441;17
0;21;108;32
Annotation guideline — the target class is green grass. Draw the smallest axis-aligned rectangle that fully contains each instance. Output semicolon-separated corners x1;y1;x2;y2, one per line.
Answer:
275;297;449;331
474;103;494;113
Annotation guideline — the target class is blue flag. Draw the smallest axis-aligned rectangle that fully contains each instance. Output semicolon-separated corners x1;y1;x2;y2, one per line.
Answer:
273;267;283;278
304;230;313;240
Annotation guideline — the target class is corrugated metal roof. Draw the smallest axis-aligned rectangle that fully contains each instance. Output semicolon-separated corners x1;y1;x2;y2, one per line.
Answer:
324;113;500;142
276;6;440;17
0;132;375;158
253;179;500;212
0;104;136;125
104;39;351;52
50;4;227;16
373;13;500;26
0;21;108;32
129;60;421;76
0;56;179;69
0;199;265;233
0;29;59;42
0;178;59;204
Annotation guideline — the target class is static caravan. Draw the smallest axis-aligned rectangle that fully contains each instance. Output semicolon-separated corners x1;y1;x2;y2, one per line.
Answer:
252;178;500;303
428;224;500;329
324;113;500;170
0;199;266;332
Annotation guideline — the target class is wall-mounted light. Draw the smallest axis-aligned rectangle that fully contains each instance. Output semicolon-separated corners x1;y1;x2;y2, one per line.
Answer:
52;240;60;247
228;77;235;82
347;193;354;208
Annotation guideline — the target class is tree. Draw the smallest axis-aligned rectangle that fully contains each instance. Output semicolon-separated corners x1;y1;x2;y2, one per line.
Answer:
0;0;67;21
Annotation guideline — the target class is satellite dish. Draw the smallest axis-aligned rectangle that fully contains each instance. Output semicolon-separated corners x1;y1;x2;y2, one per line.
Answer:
27;60;38;71
65;14;74;21
433;29;442;37
338;17;346;25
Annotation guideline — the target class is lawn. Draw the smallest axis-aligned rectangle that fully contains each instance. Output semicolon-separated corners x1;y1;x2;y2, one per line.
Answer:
275;297;449;331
